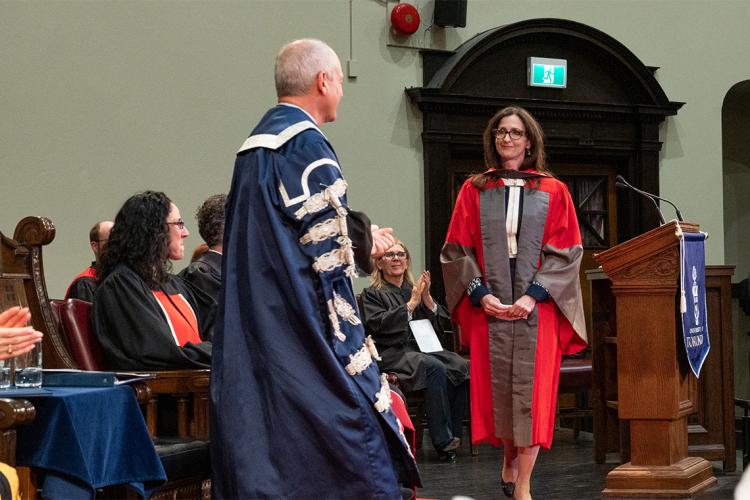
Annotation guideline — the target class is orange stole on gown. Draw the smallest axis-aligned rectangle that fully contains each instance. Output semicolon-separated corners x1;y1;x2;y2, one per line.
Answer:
152;291;201;347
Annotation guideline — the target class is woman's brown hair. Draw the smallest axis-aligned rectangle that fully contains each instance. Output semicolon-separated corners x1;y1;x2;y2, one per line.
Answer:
471;106;550;189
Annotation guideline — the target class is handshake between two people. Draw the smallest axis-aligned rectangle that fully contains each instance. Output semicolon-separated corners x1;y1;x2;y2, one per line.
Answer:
370;225;395;259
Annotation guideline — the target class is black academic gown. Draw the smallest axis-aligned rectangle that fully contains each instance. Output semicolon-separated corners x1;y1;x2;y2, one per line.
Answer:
66;276;97;303
179;251;222;303
93;265;214;370
361;281;469;392
65;263;97;302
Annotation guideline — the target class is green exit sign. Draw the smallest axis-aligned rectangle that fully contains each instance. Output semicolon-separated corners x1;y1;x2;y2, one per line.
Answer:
528;57;567;88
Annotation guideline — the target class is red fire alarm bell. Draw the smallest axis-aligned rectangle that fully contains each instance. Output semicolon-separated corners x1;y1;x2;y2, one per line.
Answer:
391;3;420;35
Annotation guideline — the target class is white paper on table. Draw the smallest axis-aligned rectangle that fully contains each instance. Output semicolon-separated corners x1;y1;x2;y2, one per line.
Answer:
409;319;444;353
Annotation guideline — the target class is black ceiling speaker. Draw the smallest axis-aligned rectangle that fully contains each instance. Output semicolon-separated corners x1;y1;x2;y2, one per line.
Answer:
434;0;467;28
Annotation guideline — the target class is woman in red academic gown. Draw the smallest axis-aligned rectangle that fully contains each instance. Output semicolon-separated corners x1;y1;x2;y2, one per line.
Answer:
441;107;587;500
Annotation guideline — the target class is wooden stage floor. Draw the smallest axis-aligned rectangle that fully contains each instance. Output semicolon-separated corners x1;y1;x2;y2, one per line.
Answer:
415;429;742;500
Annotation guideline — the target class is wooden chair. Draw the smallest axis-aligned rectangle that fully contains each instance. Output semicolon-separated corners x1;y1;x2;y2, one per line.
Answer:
49;299;211;500
0;398;37;496
3;216;210;499
49;298;211;441
384;373;427;449
357;293;474;455
49;298;104;371
557;353;593;439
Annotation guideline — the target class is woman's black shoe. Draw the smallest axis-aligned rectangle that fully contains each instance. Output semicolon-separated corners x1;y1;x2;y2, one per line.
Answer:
500;477;515;498
436;450;457;462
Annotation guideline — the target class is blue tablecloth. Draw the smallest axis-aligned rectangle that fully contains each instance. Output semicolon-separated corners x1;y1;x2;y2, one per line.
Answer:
16;385;167;499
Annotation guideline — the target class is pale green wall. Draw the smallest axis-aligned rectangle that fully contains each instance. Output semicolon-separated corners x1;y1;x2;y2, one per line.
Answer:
2;0;748;302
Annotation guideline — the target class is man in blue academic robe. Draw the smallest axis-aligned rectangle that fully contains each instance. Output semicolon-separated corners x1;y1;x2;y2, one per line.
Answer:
210;39;420;499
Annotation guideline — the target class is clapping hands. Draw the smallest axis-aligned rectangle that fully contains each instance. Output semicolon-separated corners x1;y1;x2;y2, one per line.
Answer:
407;271;436;313
0;307;43;361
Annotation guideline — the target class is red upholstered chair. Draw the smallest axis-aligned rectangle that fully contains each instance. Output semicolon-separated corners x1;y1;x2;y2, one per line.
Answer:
354;294;428;450
385;373;427;448
49;298;210;440
49;299;105;371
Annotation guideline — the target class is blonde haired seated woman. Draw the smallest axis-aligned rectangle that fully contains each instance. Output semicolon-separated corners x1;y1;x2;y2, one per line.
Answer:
361;240;469;460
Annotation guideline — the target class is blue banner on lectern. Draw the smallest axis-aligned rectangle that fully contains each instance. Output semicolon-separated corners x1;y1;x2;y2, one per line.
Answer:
680;231;709;378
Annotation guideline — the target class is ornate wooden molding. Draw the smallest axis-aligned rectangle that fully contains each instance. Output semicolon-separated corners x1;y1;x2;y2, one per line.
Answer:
595;221;699;279
0;398;35;430
619;247;680;282
13;217;55;247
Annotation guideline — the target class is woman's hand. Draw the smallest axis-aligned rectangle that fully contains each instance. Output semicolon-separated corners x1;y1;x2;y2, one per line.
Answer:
507;295;537;320
479;295;513;319
419;271;436;311
407;276;425;313
0;307;43;361
0;306;31;328
370;226;395;259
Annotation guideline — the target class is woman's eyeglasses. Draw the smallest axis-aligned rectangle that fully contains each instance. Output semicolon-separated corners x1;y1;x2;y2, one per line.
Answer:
383;251;407;260
167;220;186;230
493;128;526;140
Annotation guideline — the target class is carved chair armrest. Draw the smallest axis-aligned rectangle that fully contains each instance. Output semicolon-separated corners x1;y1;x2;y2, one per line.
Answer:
0;399;36;467
133;370;210;441
0;399;36;432
128;373;212;499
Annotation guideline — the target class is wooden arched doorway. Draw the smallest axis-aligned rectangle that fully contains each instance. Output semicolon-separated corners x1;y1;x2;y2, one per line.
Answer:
407;18;683;311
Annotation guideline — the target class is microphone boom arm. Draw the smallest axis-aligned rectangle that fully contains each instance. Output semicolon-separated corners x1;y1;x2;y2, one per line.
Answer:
615;175;684;222
616;181;666;225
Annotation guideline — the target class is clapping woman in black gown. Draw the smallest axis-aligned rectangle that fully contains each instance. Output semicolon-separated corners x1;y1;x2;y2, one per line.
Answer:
361;239;469;459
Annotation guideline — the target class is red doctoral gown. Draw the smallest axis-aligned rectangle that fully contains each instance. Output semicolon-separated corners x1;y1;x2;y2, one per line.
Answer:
441;171;587;449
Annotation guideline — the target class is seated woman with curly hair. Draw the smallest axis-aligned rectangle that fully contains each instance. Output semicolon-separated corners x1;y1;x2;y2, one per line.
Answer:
93;191;213;370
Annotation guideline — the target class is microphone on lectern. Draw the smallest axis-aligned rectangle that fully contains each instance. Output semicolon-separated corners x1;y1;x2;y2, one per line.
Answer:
615;175;684;224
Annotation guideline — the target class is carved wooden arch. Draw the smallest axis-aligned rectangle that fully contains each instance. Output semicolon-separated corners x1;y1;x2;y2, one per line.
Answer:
407;18;683;298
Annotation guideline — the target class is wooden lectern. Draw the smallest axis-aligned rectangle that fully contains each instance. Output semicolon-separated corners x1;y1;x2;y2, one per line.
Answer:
594;221;716;497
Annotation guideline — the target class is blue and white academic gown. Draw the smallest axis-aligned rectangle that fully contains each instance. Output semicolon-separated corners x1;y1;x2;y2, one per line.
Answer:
210;104;421;499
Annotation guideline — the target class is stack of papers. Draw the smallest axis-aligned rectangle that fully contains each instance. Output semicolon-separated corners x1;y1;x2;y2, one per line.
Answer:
409;319;444;353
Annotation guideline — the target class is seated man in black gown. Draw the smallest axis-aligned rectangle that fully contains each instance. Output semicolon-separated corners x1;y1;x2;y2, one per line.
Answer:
179;194;225;303
64;220;113;302
361;239;469;459
93;191;213;370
